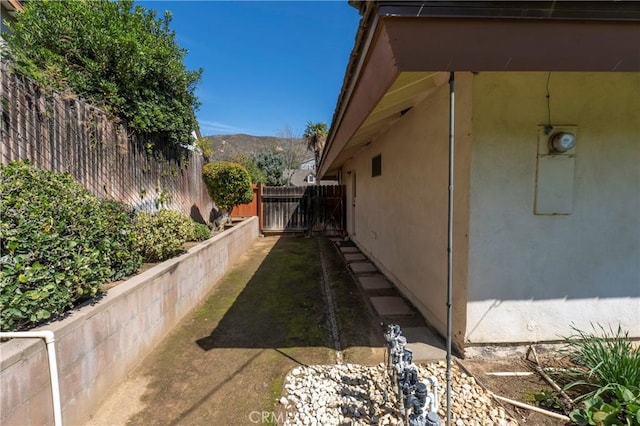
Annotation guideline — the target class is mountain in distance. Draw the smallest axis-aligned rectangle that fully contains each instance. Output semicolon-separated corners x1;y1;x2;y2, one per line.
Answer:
204;134;309;162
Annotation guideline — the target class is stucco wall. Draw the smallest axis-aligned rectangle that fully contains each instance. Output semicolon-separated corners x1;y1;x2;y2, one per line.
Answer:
343;72;472;349
467;72;640;343
0;217;259;425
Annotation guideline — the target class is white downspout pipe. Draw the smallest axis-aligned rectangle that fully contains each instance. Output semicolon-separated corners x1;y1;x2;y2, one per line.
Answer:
0;331;62;426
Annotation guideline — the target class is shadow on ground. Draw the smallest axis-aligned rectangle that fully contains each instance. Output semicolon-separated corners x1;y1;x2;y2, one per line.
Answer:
90;236;385;426
195;236;382;352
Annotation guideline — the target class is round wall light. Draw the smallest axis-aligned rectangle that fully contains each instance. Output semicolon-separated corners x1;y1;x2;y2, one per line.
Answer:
549;132;576;153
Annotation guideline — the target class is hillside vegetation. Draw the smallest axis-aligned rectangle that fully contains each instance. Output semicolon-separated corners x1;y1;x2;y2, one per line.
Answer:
205;134;309;163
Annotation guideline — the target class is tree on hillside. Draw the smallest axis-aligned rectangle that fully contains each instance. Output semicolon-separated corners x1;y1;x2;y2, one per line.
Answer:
254;148;286;186
303;122;328;173
231;154;266;185
276;125;307;185
4;0;202;148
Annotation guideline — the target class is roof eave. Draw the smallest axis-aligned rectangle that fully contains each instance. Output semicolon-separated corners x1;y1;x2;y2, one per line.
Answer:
319;1;640;179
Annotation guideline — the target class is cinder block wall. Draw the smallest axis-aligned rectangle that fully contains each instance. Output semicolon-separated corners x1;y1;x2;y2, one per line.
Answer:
0;217;259;425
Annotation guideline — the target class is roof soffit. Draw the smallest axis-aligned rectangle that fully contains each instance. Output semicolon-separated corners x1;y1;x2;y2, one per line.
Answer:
321;6;640;177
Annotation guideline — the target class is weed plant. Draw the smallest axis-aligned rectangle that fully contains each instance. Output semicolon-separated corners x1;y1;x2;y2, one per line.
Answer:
563;324;640;392
562;324;640;425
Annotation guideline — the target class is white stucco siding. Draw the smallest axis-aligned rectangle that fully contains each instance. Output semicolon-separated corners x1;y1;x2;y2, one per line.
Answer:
343;73;473;349
467;72;640;343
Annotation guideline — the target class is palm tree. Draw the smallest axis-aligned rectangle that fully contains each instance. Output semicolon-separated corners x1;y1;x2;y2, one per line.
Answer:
303;121;328;174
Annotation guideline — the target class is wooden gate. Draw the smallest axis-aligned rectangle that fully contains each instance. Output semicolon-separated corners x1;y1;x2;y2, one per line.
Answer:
231;184;260;217
260;185;345;234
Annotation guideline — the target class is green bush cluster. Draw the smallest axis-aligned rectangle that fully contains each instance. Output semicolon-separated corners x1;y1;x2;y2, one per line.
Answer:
132;209;210;262
1;162;212;331
4;0;201;148
571;384;640;426
0;161;142;331
192;223;212;241
202;161;253;212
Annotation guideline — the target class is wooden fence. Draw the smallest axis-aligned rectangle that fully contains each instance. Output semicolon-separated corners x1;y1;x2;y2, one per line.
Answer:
0;63;213;220
258;185;345;234
230;184;260;218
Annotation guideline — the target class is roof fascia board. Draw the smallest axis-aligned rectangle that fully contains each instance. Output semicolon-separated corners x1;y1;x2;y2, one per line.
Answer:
320;6;379;178
320;19;399;177
386;17;640;71
377;1;640;21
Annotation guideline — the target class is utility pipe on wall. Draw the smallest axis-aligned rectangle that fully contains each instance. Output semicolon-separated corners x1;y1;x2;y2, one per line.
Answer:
445;71;456;426
0;331;62;426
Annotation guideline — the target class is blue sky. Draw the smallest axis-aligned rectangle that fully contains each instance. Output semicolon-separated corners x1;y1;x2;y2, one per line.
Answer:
138;1;361;137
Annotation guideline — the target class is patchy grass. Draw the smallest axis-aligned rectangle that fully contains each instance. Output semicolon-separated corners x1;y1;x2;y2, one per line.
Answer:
318;238;385;364
93;236;383;426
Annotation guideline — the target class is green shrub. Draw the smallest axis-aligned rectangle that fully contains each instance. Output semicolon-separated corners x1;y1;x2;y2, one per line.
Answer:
100;200;144;280
562;324;640;424
133;209;194;262
5;0;201;148
563;325;640;393
0;161;141;331
570;384;640;426
202;161;253;212
192;223;211;241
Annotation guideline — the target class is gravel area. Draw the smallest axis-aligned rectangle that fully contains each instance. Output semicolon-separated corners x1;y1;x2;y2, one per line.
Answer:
280;361;518;426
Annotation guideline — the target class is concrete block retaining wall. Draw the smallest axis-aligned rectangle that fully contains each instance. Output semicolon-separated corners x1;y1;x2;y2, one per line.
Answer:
0;217;259;425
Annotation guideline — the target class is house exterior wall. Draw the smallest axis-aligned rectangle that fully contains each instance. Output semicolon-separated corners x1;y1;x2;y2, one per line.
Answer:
343;72;473;349
467;72;640;343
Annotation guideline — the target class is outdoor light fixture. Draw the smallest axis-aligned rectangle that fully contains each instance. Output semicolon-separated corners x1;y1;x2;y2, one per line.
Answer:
549;131;576;153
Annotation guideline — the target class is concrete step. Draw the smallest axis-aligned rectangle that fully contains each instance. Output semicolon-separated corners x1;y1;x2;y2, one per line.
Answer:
370;296;414;317
403;327;446;362
358;275;393;291
339;246;361;254
344;253;368;263
349;262;378;274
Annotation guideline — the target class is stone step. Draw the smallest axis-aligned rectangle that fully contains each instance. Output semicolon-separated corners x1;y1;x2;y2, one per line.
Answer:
344;253;367;263
370;296;414;317
358;275;393;290
349;262;378;274
339;246;361;254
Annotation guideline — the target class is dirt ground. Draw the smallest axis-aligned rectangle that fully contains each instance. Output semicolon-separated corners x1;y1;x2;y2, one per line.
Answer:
463;357;570;426
88;235;572;425
461;355;572;425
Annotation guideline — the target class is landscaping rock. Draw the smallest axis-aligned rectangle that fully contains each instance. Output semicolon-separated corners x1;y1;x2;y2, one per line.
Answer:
281;362;518;426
